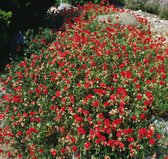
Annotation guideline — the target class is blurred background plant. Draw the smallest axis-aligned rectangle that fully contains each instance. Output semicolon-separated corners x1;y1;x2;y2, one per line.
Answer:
0;9;12;69
144;0;160;15
124;0;148;10
159;1;168;19
124;0;168;20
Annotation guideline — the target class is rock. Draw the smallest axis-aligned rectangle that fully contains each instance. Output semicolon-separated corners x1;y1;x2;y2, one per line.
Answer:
118;12;140;27
97;12;140;28
58;3;78;15
47;3;78;17
47;6;59;14
46;3;79;29
58;3;77;11
97;14;115;23
152;118;168;134
133;8;168;37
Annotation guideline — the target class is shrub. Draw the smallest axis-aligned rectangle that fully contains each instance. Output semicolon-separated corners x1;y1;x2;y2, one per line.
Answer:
0;2;168;159
159;2;168;19
0;9;12;69
0;9;12;31
125;0;148;10
24;27;57;57
144;0;160;15
109;0;125;5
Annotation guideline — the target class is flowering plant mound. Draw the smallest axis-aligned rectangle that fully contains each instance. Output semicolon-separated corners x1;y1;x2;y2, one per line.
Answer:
0;2;168;159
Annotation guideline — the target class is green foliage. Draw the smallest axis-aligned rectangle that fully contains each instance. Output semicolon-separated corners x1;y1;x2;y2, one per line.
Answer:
125;0;148;10
159;3;168;20
0;9;12;65
144;0;160;15
0;9;12;31
109;0;125;5
125;0;168;20
24;28;57;56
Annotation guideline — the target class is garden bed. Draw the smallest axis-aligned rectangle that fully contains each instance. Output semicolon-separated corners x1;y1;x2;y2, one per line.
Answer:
0;2;168;159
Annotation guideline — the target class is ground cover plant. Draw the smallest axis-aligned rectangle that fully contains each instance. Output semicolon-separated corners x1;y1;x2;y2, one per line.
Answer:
124;0;168;20
0;1;168;159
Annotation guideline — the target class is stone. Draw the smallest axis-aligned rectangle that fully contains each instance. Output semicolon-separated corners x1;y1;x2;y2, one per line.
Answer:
47;3;78;17
58;3;78;15
46;3;79;29
152;117;168;134
97;12;140;28
117;12;140;27
47;6;59;14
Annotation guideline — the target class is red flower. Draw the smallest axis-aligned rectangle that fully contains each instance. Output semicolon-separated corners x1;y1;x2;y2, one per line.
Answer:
140;113;146;120
147;129;154;139
0;114;5;120
94;89;106;96
120;70;132;79
71;137;76;143
60;148;65;154
26;127;38;136
50;149;57;156
112;118;122;126
78;126;86;135
17;154;23;158
84;142;91;149
117;87;127;99
74;115;83;122
104;101;109;107
137;94;142;100
36;117;41;123
39;149;44;154
149;138;155;145
7;152;11;157
97;113;104;119
156;134;162;140
3;94;11;102
69;94;74;103
132;115;137;121
72;146;78;152
16;131;22;137
55;91;61;97
127;137;134;143
84;82;90;88
138;128;147;139
92;100;99;107
146;91;153;98
83;110;89;115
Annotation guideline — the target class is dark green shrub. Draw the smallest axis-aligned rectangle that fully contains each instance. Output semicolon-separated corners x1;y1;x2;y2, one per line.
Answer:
0;0;56;32
0;9;12;47
109;0;125;5
0;9;12;31
0;9;12;69
144;0;160;15
159;2;168;19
